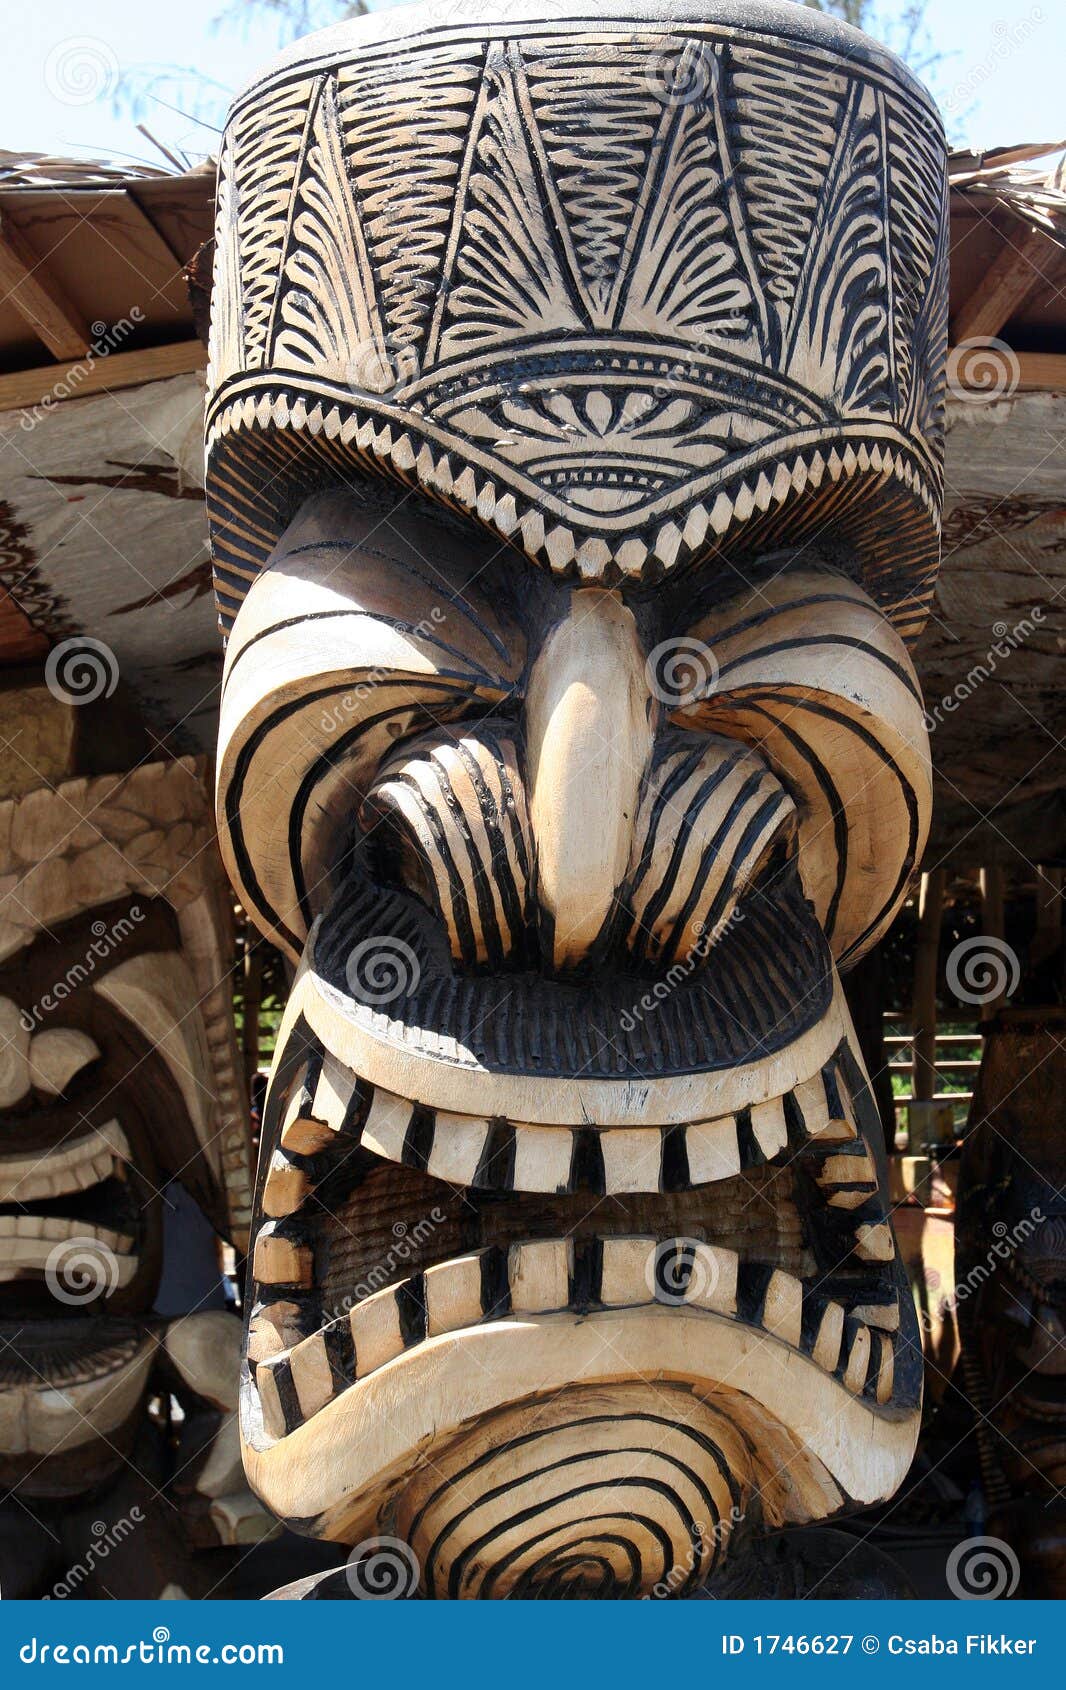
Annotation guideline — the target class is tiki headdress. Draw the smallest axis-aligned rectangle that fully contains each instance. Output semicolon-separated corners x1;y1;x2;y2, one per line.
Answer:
209;0;947;1597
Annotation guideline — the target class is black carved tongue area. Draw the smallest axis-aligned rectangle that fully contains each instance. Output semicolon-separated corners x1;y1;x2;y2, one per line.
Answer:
314;857;832;1080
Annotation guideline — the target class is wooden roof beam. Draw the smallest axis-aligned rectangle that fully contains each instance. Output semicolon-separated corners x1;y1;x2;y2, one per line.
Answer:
0;338;206;414
949;348;1066;393
951;220;1057;343
0;211;91;361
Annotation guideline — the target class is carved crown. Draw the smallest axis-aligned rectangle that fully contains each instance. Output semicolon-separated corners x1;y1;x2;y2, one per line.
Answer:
206;0;948;641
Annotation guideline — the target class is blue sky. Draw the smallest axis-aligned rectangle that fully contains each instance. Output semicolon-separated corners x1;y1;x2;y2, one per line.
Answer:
7;0;1063;170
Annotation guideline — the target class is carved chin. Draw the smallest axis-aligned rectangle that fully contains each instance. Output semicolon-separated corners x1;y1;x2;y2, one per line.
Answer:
242;872;920;1592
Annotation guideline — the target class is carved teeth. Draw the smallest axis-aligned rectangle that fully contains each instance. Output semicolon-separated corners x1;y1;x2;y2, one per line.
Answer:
508;1239;571;1313
875;1332;895;1403
750;1097;788;1160
843;1322;873;1393
261;1151;315;1219
0;1121;130;1204
762;1268;803;1347
360;1089;415;1163
0;1217;138;1283
252;1222;313;1287
816;1150;877;1209
249;1238;900;1441
809;1299;846;1372
283;1049;866;1196
853;1222;895;1263
266;1024;877;1197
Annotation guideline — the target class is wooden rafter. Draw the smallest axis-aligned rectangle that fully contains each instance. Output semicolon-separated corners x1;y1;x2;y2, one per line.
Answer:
0;339;206;414
0;211;90;362
951;221;1056;343
950;347;1066;393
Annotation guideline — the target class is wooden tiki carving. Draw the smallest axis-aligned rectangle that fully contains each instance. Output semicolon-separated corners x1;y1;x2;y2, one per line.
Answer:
0;749;266;1589
956;1013;1066;1599
209;0;948;1596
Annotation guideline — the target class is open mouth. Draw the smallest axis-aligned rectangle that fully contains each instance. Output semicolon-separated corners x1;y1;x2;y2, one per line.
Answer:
0;1118;143;1306
243;873;918;1464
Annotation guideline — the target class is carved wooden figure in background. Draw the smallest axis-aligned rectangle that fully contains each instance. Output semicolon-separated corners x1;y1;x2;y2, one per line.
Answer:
208;0;948;1597
0;723;271;1597
956;1012;1066;1600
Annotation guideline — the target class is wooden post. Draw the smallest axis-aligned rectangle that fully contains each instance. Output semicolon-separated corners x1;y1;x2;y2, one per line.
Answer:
980;865;1008;1015
241;919;262;1097
912;868;946;1103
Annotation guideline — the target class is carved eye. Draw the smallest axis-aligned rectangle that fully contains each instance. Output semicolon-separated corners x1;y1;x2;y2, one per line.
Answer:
667;569;931;964
217;496;526;961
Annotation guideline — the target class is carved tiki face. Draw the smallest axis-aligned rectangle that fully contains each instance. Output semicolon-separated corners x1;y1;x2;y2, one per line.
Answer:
0;753;251;1498
209;1;947;1595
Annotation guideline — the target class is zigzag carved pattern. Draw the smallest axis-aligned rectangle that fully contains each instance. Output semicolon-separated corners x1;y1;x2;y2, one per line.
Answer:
231;77;315;369
726;46;848;362
272;75;388;388
336;44;485;358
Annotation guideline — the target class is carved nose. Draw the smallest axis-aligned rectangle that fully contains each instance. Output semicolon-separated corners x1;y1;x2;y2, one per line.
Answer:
526;590;655;972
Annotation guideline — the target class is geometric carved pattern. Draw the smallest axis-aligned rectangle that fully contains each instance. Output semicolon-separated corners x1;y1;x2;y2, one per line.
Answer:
206;3;948;642
209;3;945;1596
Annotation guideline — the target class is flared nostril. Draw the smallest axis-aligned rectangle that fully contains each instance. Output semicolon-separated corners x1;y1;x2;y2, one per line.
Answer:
358;721;534;974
